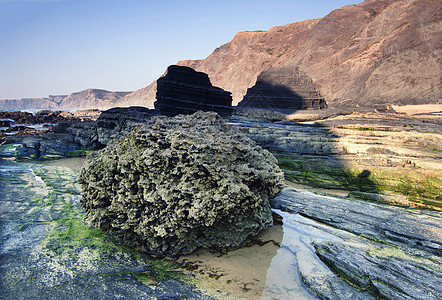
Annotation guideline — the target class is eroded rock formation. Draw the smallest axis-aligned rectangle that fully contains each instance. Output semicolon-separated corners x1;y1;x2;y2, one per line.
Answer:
238;66;326;111
79;111;284;256
155;65;233;116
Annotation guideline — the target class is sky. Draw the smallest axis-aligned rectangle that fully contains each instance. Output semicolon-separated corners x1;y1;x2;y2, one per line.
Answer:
0;0;360;99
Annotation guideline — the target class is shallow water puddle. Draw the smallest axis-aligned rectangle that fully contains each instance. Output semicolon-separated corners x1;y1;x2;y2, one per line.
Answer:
176;209;362;299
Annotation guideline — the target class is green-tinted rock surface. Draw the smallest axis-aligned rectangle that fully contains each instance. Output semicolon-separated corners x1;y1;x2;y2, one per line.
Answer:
0;159;209;299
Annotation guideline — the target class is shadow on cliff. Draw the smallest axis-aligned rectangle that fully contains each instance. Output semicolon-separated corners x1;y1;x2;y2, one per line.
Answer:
237;82;326;114
241;119;379;196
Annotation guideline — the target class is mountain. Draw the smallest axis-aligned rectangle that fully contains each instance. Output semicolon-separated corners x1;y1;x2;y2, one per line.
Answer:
56;89;131;110
0;95;66;111
120;0;441;108
0;89;131;111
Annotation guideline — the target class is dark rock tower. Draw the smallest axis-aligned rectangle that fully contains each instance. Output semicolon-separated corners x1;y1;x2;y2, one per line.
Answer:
155;65;233;116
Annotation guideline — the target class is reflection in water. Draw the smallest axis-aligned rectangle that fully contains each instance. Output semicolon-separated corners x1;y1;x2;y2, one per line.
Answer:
263;210;358;300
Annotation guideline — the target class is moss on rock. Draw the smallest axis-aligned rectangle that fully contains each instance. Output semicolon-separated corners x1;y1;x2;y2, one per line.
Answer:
79;112;285;256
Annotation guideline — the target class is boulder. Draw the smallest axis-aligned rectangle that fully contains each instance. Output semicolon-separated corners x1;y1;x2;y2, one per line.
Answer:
155;65;233;116
95;106;154;145
79;111;284;256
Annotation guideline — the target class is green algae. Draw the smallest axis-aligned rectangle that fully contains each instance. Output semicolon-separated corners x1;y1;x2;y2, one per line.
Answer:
275;153;441;210
275;154;377;192
67;149;94;157
30;164;189;285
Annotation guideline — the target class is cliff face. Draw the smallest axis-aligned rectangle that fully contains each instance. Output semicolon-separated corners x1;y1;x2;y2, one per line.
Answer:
186;0;441;106
3;0;439;111
125;0;440;108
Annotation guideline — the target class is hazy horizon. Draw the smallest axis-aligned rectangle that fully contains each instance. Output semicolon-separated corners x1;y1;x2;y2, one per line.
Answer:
1;0;360;99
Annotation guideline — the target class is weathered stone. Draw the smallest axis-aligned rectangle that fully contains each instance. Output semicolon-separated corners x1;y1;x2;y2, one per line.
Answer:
314;241;442;300
272;187;442;300
56;106;155;150
238;66;326;111
271;188;442;254
155;65;233;116
79;111;284;256
0;160;208;300
95;106;154;145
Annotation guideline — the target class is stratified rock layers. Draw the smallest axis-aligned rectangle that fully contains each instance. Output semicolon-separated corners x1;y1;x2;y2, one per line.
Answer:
79;112;284;256
238;66;326;111
155;65;233;116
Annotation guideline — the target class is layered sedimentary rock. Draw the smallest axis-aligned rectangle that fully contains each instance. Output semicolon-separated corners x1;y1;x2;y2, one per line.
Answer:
79;111;284;256
155;65;233;116
238;66;326;111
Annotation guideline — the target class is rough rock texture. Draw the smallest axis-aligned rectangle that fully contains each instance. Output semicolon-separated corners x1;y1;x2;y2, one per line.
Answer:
0;110;79;125
79;112;284;256
3;107;154;159
0;160;209;300
55;107;155;152
238;66;326;111
155;65;233;116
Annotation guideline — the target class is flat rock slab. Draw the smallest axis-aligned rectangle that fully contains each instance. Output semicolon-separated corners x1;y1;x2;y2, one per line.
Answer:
272;187;442;299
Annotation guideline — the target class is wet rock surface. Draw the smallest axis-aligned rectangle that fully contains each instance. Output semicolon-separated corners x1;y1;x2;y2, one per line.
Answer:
1;156;441;299
272;188;442;300
2;107;155;159
79;111;284;256
0;159;208;300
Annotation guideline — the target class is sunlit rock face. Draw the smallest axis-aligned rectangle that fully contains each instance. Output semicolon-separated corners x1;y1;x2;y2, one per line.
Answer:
79;111;284;256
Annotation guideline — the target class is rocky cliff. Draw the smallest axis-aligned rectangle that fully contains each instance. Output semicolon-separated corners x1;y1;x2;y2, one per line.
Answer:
122;0;441;108
238;66;326;111
155;65;232;116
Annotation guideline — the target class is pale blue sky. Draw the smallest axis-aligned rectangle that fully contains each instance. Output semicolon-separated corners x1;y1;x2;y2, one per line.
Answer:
0;0;360;99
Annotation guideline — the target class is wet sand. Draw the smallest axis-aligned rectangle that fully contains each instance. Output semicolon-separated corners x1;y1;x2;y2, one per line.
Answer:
42;157;86;173
391;104;442;115
176;225;284;299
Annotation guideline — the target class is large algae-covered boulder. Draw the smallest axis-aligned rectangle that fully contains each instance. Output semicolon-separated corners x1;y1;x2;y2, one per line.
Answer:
79;111;284;256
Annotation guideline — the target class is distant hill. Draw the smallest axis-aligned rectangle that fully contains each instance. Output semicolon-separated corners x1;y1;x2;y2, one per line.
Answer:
0;95;66;111
121;0;441;108
57;89;131;110
0;89;131;111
